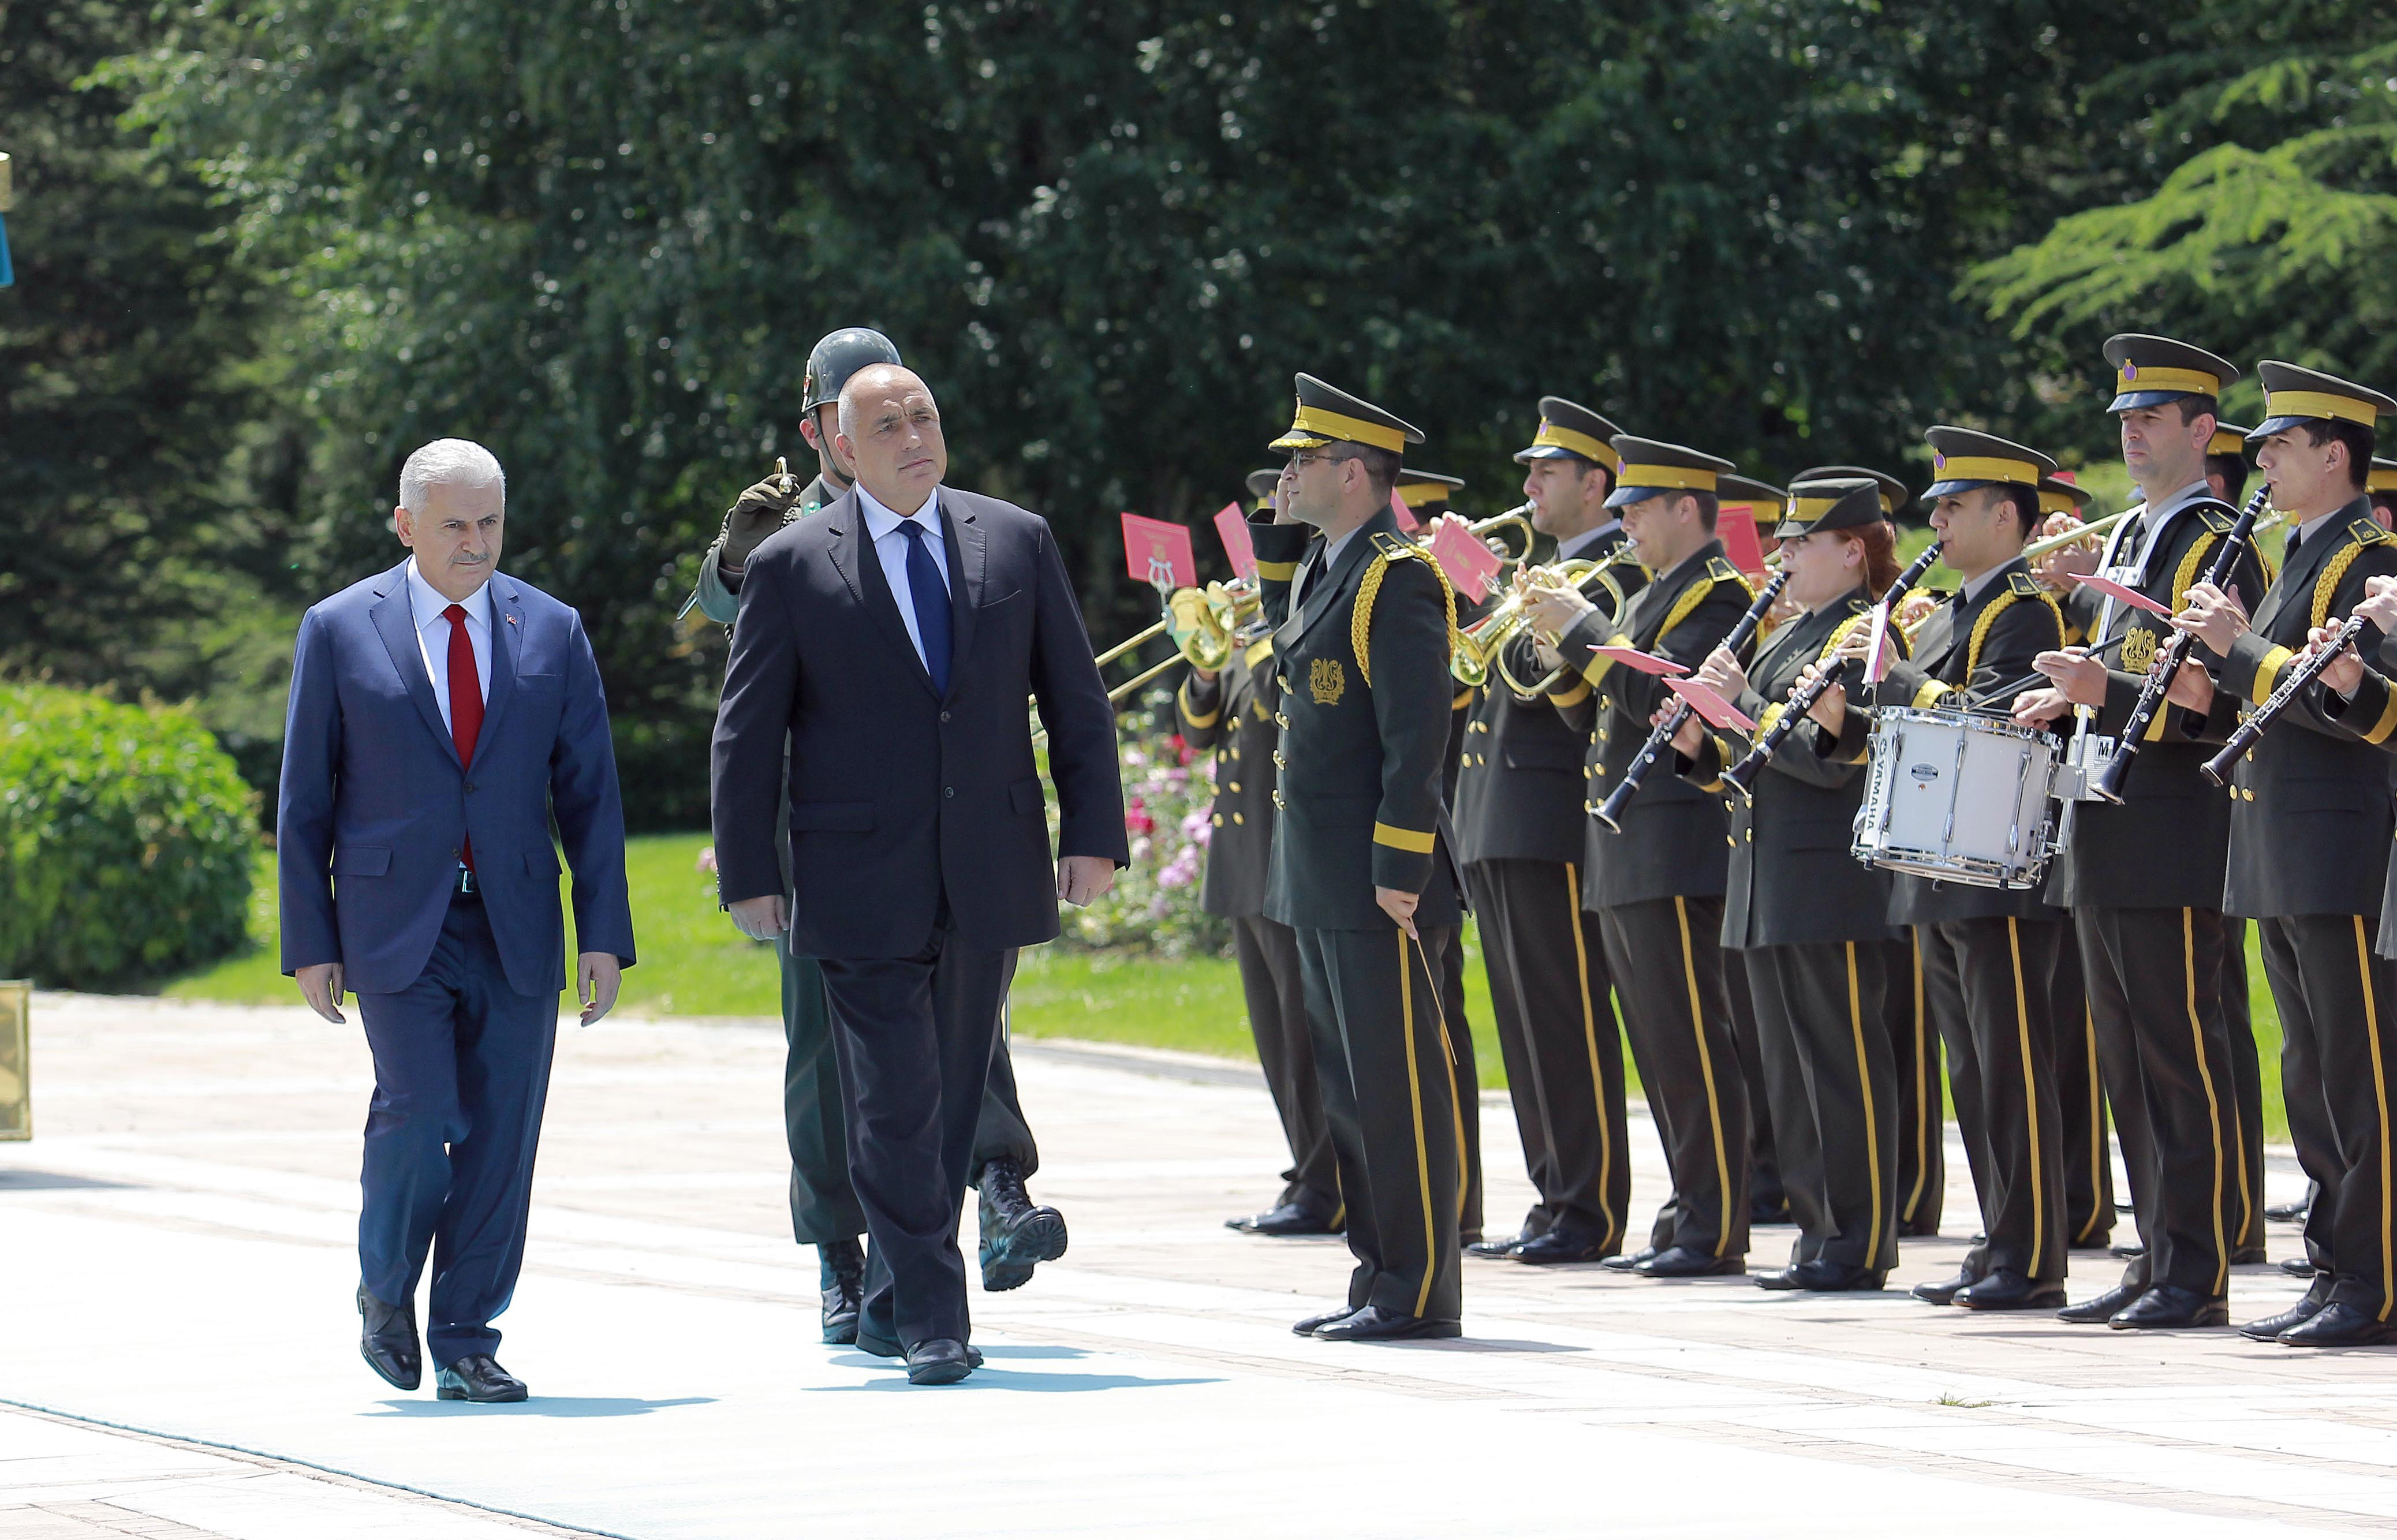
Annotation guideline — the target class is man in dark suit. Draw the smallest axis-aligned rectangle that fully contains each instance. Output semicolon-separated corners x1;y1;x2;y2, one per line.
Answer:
711;364;1126;1384
279;438;636;1404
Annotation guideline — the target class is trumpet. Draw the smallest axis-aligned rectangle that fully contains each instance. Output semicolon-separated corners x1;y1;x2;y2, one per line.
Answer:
1457;506;1539;567
1033;580;1260;745
1451;558;1631;693
2021;507;2135;566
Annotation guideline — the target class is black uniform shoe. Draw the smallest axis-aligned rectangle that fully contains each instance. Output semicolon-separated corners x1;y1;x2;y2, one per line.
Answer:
1910;1267;1977;1306
1601;1246;1659;1273
820;1236;864;1345
977;1157;1068;1292
1232;1201;1341;1238
1312;1306;1462;1342
2231;1245;2270;1266
1900;1217;1943;1239
2279;1257;2318;1279
2105;1241;2144;1259
1756;1259;1886;1292
1635;1246;1745;1279
2277;1300;2397;1348
2239;1279;2331;1341
1293;1305;1358;1337
2056;1283;2140;1325
904;1338;977;1385
435;1355;527;1403
2110;1284;2228;1330
1513;1224;1615;1266
357;1284;421;1391
1954;1270;2066;1311
1469;1224;1540;1259
1749;1196;1793;1227
2263;1197;2312;1223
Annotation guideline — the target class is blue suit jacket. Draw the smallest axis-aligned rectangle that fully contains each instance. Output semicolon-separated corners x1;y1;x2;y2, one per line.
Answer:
277;560;636;997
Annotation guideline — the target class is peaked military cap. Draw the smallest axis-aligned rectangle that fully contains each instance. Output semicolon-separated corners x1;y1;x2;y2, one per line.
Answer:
1719;474;1786;510
2208;424;2252;458
2370;457;2397;496
1395;468;1465;517
1921;426;2057;499
1796;464;1910;515
1515;397;1626;468
2249;361;2397;440
1776;478;1883;538
1604;436;1734;509
2037;474;2095;517
1245;468;1282;510
2104;334;2239;413
1270;372;1424;454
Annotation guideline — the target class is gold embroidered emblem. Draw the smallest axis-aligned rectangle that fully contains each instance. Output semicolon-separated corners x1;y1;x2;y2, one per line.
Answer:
2120;623;2157;678
1309;657;1346;705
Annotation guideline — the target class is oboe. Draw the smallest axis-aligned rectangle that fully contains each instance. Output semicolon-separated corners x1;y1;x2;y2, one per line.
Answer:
1591;568;1791;833
2088;485;2272;804
1720;541;1944;801
2200;611;2369;786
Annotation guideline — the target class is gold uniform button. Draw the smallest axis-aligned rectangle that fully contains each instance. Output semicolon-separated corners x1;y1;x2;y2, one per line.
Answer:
1727;835;1737;848
1272;791;1285;809
1233;812;1245;825
1273;751;1286;767
1583;765;1593;779
1745;828;1754;842
1228;781;1241;793
1275;712;1289;727
1212;813;1224;827
2244;788;2256;801
1230;747;1241;760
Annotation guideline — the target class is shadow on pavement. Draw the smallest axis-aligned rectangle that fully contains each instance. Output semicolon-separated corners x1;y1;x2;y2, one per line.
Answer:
367;1396;716;1417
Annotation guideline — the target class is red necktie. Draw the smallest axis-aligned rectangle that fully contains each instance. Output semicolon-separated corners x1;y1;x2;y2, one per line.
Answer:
445;603;483;871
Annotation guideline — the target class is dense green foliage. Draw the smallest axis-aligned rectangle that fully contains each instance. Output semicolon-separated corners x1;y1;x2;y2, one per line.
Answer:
0;683;258;988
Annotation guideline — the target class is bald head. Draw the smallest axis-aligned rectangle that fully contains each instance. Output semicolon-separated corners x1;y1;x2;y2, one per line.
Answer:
835;365;947;515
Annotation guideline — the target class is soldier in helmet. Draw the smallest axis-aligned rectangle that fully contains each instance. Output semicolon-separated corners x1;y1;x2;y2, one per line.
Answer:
684;328;1063;1343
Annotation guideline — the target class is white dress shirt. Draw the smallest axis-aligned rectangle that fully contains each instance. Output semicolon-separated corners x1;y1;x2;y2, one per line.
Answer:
405;557;492;732
856;484;953;671
1556;519;1622;561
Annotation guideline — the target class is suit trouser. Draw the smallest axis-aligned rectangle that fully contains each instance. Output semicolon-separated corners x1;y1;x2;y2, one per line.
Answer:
1595;896;1752;1260
1725;954;1782;1213
1438;926;1486;1243
356;898;557;1365
1918;916;2067;1283
1743;941;1898;1272
2221;922;2268;1250
1886;932;1945;1234
778;937;1036;1249
1466;859;1630;1250
2256;914;2397;1320
1230;913;1340;1218
1294;924;1465;1322
819;923;1017;1351
2049;932;2118;1247
2075;904;2240;1297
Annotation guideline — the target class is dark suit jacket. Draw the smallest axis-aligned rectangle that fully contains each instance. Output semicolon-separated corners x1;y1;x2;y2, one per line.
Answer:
278;562;635;997
710;486;1127;958
1178;638;1281;919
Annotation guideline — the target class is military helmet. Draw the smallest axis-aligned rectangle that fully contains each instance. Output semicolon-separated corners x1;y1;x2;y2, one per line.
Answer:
801;327;904;416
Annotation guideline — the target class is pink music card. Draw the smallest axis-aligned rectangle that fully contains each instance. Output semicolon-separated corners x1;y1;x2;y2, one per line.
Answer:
1121;513;1196;589
1389;489;1419;532
1212;503;1257;580
1667;676;1759;732
1591;645;1690;677
2077;573;2175;618
1425;516;1505;602
1715;508;1768;580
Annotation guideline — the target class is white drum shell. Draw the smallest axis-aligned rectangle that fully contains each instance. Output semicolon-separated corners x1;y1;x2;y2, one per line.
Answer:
1851;707;2059;889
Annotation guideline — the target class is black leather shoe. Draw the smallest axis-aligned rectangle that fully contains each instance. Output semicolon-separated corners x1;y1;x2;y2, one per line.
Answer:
819;1236;864;1345
1910;1267;1977;1306
1954;1269;2067;1311
854;1329;903;1360
435;1355;527;1403
1312;1305;1462;1342
1749;1196;1793;1227
1756;1258;1886;1292
1635;1246;1745;1279
1513;1225;1615;1266
904;1338;977;1385
1900;1217;1943;1239
2278;1300;2397;1348
2263;1197;2312;1223
1234;1201;1341;1238
2231;1245;2270;1266
2105;1241;2144;1259
2111;1284;2228;1329
1469;1224;1540;1259
2056;1283;2140;1324
1601;1246;1658;1273
2279;1257;2318;1279
977;1157;1068;1292
357;1284;421;1391
1293;1305;1357;1337
2239;1280;2331;1341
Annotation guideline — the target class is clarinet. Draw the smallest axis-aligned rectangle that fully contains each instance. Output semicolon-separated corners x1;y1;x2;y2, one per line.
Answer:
1720;541;1945;801
2200;611;2370;786
1591;569;1791;833
2088;485;2272;804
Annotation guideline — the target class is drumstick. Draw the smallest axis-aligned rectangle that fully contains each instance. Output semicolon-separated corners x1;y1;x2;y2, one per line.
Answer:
1965;633;2129;709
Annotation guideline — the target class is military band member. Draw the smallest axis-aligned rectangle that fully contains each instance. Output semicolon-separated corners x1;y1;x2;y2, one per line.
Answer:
2168;364;2397;1346
1522;436;1761;1278
684;327;1061;1338
1672;479;1906;1289
2015;335;2263;1329
1185;472;1339;1238
1814;427;2071;1310
1455;398;1642;1263
1256;375;1468;1341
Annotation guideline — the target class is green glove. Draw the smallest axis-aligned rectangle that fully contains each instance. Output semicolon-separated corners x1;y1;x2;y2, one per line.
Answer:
719;476;802;570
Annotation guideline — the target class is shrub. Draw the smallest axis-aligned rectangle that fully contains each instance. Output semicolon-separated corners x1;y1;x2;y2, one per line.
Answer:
1045;685;1230;958
0;683;258;988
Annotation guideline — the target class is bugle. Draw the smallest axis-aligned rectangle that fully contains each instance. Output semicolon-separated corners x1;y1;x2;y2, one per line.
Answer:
1591;568;1791;832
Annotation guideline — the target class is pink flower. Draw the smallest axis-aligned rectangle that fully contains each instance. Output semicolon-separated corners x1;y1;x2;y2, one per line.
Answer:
696;847;718;873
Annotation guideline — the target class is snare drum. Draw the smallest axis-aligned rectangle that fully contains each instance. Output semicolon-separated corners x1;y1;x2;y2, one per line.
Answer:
1851;706;2060;889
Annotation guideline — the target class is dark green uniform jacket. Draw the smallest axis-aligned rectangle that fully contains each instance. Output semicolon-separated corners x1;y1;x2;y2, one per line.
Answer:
1685;590;1898;949
2206;500;2397;919
1552;538;1760;910
1177;637;1282;919
1252;509;1463;932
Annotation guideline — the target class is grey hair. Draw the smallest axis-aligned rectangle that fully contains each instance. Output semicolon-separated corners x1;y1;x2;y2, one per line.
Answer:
398;438;506;513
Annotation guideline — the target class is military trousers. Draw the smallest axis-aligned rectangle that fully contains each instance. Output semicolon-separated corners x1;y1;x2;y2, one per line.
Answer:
1293;923;1466;1322
1438;927;1487;1244
1465;859;1630;1251
2074;904;2241;1298
2256;913;2397;1320
1229;913;1340;1220
1594;896;1753;1261
2221;923;2268;1253
2049;933;2118;1249
1885;932;1946;1236
1742;941;1899;1273
1918;916;2068;1283
1724;955;1783;1218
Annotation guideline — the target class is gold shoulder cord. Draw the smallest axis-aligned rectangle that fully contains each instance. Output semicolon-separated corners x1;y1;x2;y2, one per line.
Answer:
2314;542;2373;631
1963;588;2064;679
1353;547;1460;689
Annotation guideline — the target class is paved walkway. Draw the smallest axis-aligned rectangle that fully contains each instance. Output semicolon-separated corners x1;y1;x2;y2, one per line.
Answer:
0;992;2388;1538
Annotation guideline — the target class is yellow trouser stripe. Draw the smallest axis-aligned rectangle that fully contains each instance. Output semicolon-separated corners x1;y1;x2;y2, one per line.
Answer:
2074;1005;2104;1244
1906;937;1931;1223
1566;864;1616;1242
1399;930;1437;1319
1419;936;1468;1227
1844;941;1886;1270
2356;917;2395;1322
2184;909;2230;1296
2008;917;2047;1277
1675;897;1737;1255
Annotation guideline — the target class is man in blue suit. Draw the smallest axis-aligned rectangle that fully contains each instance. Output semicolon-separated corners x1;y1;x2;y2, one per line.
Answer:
279;438;635;1403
